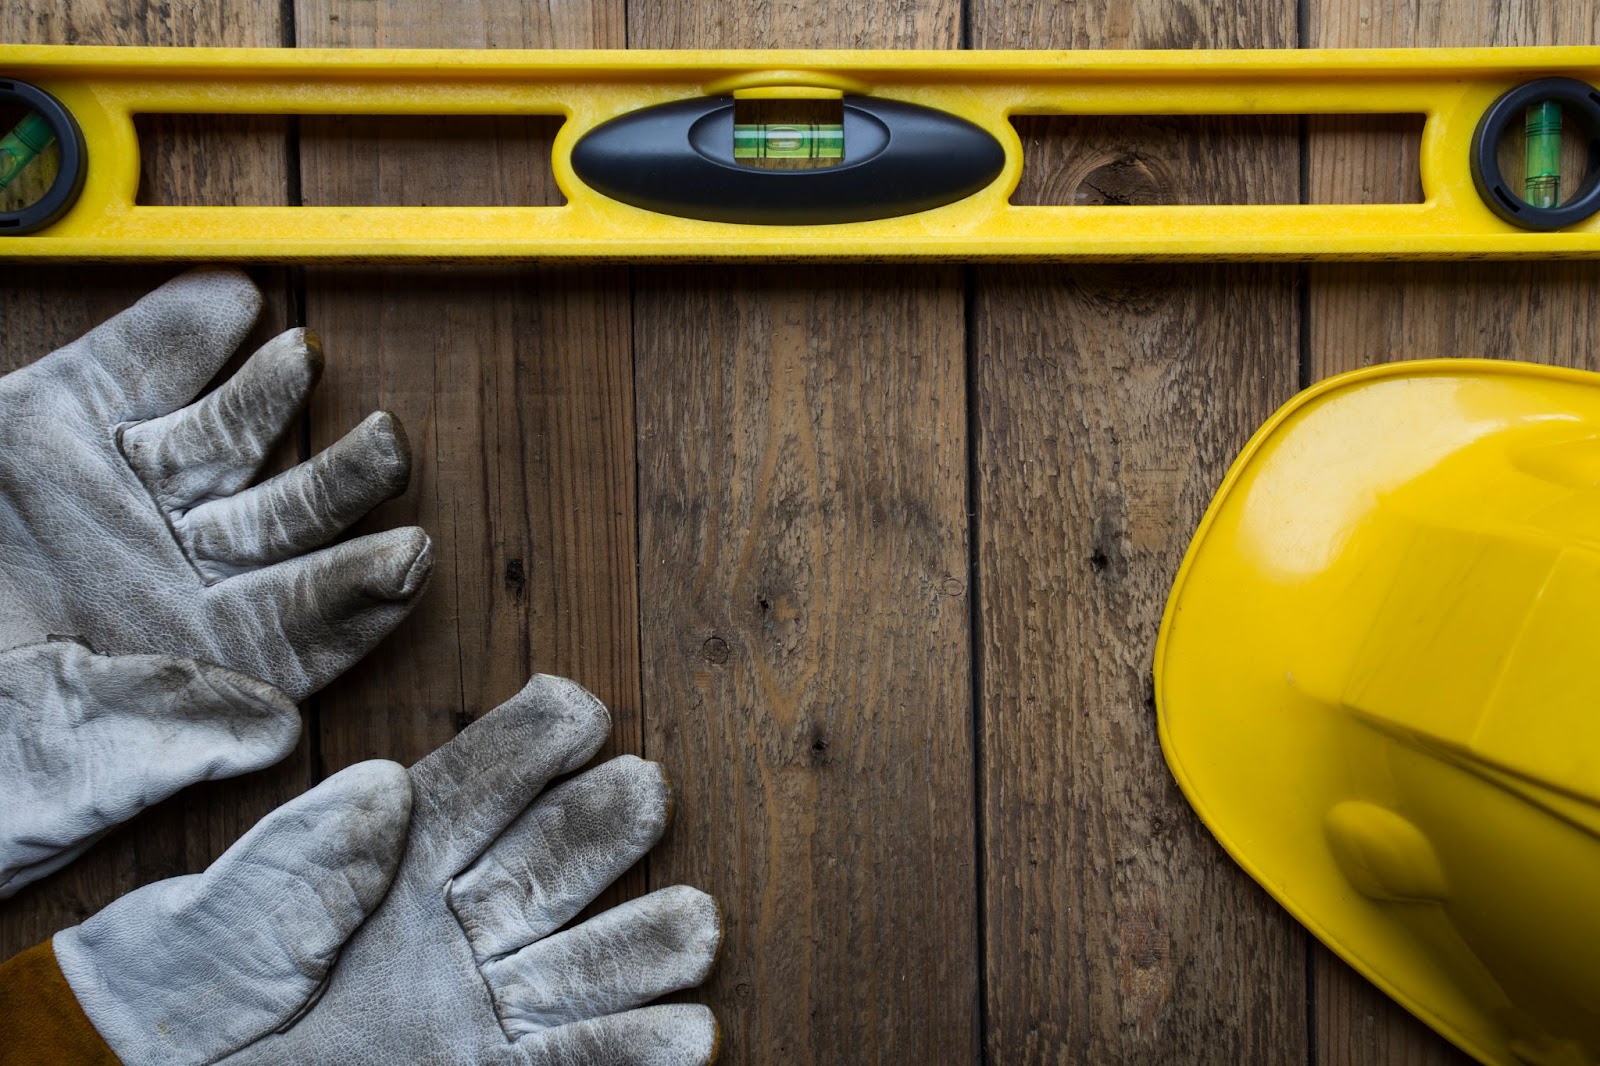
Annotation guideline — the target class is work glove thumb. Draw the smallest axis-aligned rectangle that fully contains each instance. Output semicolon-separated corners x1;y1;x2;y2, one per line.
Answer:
52;760;413;1063
0;641;299;899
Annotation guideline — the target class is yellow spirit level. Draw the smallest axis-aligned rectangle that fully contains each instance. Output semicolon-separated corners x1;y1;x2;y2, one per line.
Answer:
4;45;1600;260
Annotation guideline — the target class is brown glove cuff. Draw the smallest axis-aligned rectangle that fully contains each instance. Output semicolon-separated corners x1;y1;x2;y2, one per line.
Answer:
0;940;120;1065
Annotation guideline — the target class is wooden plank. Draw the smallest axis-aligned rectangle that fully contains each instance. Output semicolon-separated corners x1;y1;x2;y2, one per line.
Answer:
0;6;294;959
970;3;1308;1063
628;2;975;1062
293;0;640;860
290;266;640;756
634;266;978;1062
972;264;1307;1064
1306;2;1598;1063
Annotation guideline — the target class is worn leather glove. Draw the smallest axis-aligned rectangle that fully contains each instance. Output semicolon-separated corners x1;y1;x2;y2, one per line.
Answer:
0;267;432;897
2;675;721;1065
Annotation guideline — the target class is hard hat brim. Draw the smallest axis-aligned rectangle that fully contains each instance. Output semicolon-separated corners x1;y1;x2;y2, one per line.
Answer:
1155;358;1600;1066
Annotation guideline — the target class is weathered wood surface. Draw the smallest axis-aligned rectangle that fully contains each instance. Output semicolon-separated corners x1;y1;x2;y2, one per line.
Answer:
0;0;1583;1062
633;267;978;1061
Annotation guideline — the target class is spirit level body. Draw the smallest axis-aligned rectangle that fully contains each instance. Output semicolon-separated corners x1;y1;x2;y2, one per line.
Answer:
2;45;1600;260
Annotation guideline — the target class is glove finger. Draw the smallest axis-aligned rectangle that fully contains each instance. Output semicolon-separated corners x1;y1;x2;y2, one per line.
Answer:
485;885;721;1035
449;755;672;962
50;266;262;420
0;641;300;900
502;1004;719;1066
177;411;411;582
201;526;433;700
53;760;413;1066
410;674;611;877
120;327;322;511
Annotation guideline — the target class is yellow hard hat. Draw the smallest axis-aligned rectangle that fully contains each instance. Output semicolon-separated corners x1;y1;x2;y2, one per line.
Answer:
1156;359;1600;1066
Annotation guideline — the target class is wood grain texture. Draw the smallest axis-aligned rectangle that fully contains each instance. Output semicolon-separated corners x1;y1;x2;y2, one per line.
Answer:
1011;115;1300;206
970;0;1307;1062
628;0;956;60
0;7;296;961
296;266;640;759
972;264;1306;1064
633;267;978;1063
1306;1;1596;1061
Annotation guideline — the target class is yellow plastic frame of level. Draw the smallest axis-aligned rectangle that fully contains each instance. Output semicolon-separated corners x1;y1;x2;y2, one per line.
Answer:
3;45;1600;260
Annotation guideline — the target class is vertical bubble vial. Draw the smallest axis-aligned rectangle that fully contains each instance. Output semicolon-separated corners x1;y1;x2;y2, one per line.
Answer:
1524;99;1563;209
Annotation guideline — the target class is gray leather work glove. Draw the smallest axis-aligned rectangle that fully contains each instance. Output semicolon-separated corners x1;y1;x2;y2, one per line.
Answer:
0;267;432;898
53;675;722;1066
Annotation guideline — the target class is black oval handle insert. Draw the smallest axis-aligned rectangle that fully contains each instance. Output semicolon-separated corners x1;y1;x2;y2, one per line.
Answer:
571;95;1006;225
